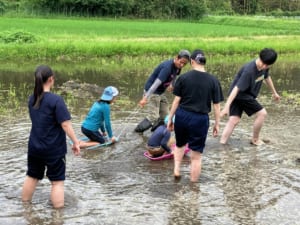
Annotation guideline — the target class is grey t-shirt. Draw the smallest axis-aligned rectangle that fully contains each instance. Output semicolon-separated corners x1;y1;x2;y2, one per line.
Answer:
229;60;269;100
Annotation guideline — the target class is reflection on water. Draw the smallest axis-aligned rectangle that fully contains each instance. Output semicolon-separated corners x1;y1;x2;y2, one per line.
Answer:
0;59;299;224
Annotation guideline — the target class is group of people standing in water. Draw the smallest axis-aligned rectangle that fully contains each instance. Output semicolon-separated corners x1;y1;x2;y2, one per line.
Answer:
21;47;280;208
136;48;280;181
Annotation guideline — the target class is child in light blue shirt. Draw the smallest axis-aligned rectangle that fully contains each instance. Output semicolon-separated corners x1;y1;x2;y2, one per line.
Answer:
81;86;118;147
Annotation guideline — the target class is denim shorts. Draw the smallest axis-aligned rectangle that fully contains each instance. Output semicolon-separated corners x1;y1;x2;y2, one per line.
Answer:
81;126;105;144
174;107;209;153
27;154;66;181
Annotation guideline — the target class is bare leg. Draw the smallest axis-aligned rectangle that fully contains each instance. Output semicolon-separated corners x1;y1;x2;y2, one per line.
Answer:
251;108;267;145
22;176;39;202
173;145;185;178
190;151;202;182
220;116;241;144
80;141;102;148
51;181;64;209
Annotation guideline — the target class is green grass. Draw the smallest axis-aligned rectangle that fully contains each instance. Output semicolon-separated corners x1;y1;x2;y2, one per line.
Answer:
1;16;300;37
0;15;300;61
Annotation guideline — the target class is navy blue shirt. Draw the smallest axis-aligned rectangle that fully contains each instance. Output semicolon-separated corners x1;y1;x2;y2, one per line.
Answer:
144;59;180;95
174;70;224;114
229;60;269;100
28;92;71;159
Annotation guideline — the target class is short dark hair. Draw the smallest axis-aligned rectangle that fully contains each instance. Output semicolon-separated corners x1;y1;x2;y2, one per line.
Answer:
191;49;206;65
178;49;191;60
259;48;277;65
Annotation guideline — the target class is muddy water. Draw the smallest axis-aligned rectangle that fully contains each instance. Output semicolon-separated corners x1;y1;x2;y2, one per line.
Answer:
0;60;299;225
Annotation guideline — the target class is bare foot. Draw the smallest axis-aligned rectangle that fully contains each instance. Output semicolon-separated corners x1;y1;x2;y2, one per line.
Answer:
220;140;227;145
79;141;87;149
250;139;264;146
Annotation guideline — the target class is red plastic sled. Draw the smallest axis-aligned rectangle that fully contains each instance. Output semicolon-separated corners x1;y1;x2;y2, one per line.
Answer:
144;145;190;161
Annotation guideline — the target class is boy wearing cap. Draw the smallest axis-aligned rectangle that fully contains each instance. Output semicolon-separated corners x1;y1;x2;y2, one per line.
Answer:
220;48;280;146
135;50;191;133
167;49;224;182
80;86;119;148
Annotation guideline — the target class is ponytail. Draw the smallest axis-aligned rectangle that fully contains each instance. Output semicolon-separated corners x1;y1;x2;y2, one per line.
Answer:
32;65;54;109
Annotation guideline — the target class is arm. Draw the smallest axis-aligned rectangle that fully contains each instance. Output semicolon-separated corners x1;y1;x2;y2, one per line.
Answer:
265;76;280;102
61;120;80;156
100;122;105;133
212;103;221;137
99;123;106;136
103;108;113;138
166;75;178;92
103;107;117;143
220;86;239;117
139;78;162;107
139;65;171;107
167;96;181;131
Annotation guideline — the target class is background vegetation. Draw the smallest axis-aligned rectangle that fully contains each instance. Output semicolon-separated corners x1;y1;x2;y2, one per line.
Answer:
0;0;299;63
1;0;300;19
0;16;299;62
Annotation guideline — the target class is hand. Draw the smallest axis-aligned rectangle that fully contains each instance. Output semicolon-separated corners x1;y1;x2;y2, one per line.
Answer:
272;93;280;102
167;120;174;131
72;140;81;156
139;98;147;107
212;124;219;137
111;136;117;143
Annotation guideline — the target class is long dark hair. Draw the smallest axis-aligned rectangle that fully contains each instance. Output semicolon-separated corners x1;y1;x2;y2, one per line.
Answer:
33;65;54;109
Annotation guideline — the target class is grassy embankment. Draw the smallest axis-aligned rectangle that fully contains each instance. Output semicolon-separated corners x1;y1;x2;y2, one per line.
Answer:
0;15;299;67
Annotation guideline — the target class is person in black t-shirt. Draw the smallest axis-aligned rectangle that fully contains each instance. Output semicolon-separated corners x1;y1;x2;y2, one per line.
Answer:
167;49;224;182
220;48;280;146
22;65;80;209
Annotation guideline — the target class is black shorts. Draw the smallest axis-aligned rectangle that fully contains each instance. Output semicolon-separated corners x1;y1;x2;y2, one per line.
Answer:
27;154;66;181
230;98;263;117
81;126;105;144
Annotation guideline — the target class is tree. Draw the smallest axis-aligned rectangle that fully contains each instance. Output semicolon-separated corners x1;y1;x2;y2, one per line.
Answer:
231;0;258;14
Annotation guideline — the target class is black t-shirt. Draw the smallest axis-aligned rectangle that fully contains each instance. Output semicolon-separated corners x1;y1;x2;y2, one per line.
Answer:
28;92;71;159
229;60;269;100
173;70;224;113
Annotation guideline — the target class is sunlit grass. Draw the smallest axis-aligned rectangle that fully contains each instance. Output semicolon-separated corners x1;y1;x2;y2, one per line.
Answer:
0;15;299;61
1;16;299;37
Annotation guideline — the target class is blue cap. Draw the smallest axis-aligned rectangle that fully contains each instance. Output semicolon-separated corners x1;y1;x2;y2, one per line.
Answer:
101;86;119;101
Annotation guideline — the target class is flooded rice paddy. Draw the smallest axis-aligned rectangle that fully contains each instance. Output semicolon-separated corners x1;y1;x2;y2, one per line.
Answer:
0;59;299;225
